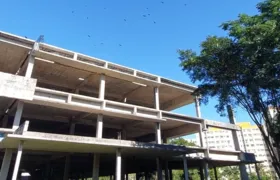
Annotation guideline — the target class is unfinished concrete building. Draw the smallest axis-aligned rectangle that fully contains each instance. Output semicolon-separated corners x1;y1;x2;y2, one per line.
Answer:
0;31;258;180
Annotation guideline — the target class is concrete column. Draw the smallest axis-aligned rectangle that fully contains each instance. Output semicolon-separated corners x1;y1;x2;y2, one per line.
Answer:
125;173;128;180
213;167;218;180
169;169;173;180
63;122;76;180
145;172;148;180
63;156;71;180
44;161;51;180
96;114;103;138
99;74;106;100
12;101;24;130
203;161;210;180
155;122;162;144
195;96;201;118
154;87;160;110
156;158;163;180
0;149;13;180
136;172;141;180
239;164;249;180
115;148;122;180
25;55;35;78
183;155;189;180
255;163;261;180
227;105;249;180
164;161;169;180
199;166;204;180
12;141;24;180
93;154;100;180
93;114;103;180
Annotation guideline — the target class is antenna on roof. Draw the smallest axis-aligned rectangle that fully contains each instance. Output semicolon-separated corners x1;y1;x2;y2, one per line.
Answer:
36;35;44;43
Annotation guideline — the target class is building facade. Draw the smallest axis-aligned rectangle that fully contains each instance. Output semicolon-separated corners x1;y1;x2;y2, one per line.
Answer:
0;31;258;180
195;122;274;174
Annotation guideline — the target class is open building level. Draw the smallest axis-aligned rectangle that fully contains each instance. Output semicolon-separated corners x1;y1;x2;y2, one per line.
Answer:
0;31;259;180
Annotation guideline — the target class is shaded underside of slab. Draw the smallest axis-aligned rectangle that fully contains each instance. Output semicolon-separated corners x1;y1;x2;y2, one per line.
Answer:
0;132;193;158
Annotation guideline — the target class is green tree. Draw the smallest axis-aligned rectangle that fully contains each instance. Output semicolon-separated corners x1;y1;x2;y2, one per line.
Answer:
168;138;200;180
178;0;280;176
168;137;197;147
219;166;240;180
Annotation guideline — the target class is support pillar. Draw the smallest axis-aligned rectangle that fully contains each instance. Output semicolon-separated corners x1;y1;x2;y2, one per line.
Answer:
195;96;201;118
155;122;162;144
203;161;210;180
12;101;24;130
169;169;173;180
12;141;24;180
63;156;70;180
239;164;249;180
196;97;210;180
164;161;169;180
0;149;13;180
136;172;141;180
93;154;100;180
156;158;163;180
99;74;106;100
227;105;249;180
145;172;148;180
93;114;103;180
255;163;261;180
214;167;218;180
96;114;103;138
25;55;35;78
154;87;160;110
183;155;189;180
115;148;122;180
43;160;51;180
199;166;204;180
63;122;75;180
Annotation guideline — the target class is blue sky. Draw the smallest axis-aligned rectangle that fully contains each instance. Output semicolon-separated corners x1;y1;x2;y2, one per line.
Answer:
0;0;261;123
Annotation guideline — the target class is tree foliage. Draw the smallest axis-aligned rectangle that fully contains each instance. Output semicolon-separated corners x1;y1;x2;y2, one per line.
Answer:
178;0;280;176
168;137;197;147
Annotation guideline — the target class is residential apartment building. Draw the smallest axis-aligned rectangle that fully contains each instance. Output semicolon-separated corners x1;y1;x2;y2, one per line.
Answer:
195;122;274;174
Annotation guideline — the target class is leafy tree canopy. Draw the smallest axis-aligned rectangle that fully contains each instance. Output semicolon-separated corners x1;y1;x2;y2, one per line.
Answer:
178;0;280;176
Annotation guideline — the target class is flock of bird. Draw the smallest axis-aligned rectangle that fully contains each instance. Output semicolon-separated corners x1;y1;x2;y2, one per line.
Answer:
25;1;188;47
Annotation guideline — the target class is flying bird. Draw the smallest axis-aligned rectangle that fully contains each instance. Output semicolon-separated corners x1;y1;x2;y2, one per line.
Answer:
72;11;74;13
88;35;91;38
143;15;146;17
161;1;164;4
124;19;127;21
119;44;122;47
153;21;156;24
24;36;27;39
